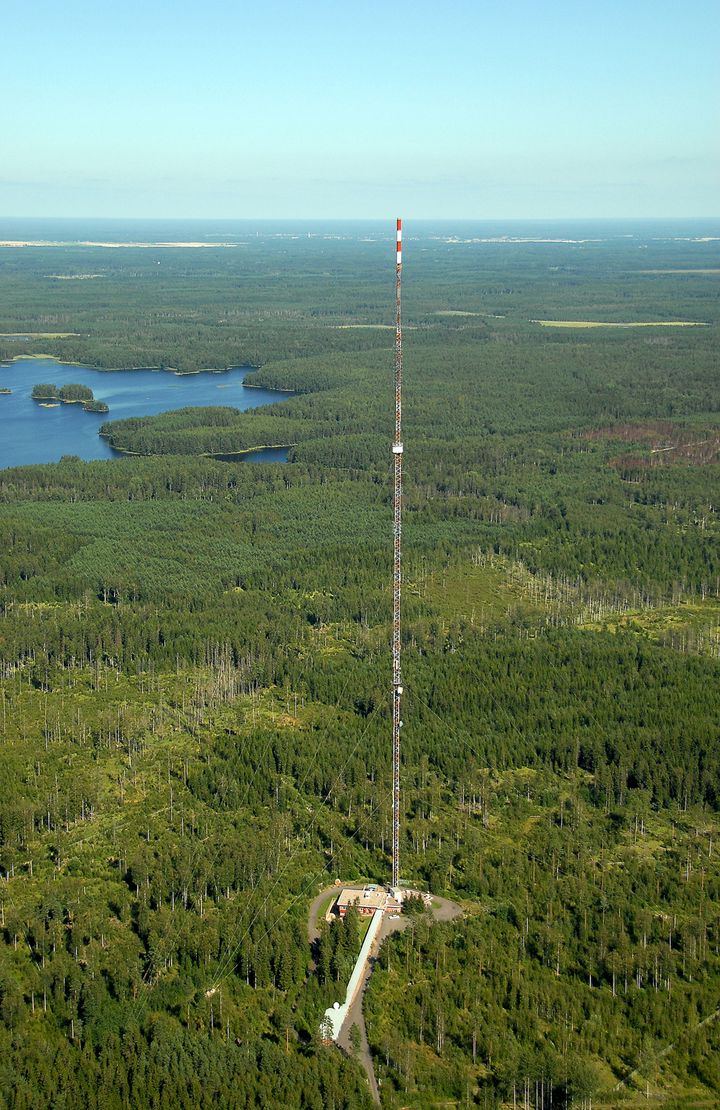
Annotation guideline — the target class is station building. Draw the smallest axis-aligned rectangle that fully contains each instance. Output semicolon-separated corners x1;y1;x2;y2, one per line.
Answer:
333;885;402;918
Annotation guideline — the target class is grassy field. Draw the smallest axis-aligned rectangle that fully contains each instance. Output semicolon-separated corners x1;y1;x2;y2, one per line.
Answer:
0;331;80;338
531;319;708;328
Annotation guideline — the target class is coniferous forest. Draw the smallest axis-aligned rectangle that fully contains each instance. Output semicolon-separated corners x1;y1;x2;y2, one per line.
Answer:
0;220;719;1107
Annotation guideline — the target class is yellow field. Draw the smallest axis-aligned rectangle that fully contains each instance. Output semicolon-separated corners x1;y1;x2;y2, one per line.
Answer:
50;274;103;281
435;309;506;318
0;331;79;338
637;268;720;275
531;319;707;328
0;240;231;249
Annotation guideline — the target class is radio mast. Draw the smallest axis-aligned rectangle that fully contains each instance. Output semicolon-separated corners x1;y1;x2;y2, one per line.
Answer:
391;218;403;890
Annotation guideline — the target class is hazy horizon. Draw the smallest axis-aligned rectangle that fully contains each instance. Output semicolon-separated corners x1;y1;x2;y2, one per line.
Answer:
1;215;719;223
3;0;717;220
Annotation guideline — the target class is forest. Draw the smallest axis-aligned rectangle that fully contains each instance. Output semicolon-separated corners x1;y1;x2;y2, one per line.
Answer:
29;382;108;413
0;221;719;1107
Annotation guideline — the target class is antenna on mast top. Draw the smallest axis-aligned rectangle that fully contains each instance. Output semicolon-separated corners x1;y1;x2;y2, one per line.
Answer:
391;218;403;891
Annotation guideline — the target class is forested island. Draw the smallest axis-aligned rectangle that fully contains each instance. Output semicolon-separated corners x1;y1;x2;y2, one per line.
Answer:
0;222;719;1108
31;381;109;412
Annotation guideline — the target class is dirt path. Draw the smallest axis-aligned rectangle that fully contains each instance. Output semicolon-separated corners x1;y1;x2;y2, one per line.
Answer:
308;889;462;1105
307;886;336;945
336;940;382;1105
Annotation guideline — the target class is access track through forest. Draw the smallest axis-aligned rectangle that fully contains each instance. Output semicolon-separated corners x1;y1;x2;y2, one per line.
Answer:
308;886;462;1104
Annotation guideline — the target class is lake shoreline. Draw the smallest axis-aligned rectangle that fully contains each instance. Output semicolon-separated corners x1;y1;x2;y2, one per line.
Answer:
240;378;294;393
1;353;264;378
0;357;293;470
99;436;294;462
206;444;295;459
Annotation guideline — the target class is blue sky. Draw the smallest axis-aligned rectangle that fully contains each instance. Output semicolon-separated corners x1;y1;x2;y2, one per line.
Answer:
1;0;717;218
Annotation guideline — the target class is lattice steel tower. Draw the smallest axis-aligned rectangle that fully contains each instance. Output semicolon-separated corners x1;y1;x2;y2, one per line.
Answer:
391;218;404;890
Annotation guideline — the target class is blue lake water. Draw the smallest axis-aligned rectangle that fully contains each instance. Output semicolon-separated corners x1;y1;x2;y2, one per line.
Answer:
0;358;290;469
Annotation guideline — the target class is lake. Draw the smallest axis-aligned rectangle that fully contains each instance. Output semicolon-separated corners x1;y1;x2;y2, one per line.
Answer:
0;358;290;469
